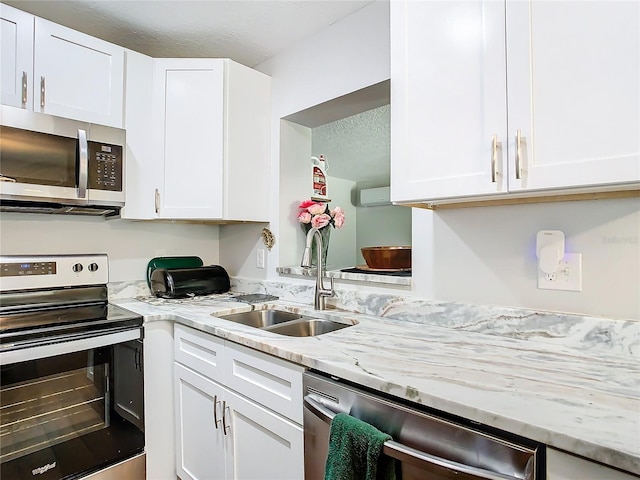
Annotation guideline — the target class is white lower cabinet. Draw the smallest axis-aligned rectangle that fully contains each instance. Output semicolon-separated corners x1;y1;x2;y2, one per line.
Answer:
225;389;304;480
175;363;227;480
174;324;304;480
546;448;638;480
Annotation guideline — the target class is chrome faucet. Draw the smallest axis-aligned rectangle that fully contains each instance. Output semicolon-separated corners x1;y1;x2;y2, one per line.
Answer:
301;227;335;310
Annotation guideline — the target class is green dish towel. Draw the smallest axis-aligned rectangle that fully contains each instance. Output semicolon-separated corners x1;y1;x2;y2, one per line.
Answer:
324;413;397;480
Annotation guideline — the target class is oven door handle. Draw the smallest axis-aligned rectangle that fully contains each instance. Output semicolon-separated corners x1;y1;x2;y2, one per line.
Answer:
1;328;141;365
304;395;521;480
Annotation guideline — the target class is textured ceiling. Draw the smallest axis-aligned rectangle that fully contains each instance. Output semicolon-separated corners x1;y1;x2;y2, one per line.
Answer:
3;0;374;66
312;104;390;184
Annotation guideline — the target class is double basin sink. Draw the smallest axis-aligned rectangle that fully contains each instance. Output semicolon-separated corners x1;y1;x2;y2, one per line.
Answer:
215;308;354;337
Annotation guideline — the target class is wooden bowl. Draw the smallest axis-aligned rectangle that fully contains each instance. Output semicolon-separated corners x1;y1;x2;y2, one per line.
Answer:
361;246;412;270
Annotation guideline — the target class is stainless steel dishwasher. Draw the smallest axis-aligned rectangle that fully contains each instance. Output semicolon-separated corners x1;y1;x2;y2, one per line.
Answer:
303;371;544;480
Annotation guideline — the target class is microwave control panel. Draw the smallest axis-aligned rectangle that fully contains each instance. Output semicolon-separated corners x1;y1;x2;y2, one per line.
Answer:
88;141;123;191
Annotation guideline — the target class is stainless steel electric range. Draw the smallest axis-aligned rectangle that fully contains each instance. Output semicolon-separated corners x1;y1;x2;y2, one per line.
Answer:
0;254;145;480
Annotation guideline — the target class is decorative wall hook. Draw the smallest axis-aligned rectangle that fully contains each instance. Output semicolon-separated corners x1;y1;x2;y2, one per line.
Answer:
261;227;275;251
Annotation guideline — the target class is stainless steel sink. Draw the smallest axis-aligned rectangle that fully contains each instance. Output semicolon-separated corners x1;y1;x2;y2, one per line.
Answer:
215;308;354;337
216;309;302;328
263;318;352;337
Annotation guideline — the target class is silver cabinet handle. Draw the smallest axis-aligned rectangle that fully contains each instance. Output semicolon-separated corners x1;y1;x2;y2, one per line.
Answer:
222;400;231;435
515;129;523;180
303;395;521;480
154;188;160;214
491;134;500;183
77;129;88;198
213;395;221;429
40;76;45;108
21;71;27;106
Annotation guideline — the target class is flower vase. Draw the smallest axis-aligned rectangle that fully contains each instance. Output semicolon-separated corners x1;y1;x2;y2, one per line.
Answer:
301;225;330;267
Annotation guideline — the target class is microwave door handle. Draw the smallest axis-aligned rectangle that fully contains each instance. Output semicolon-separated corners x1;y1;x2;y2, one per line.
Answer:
303;395;520;480
77;129;88;199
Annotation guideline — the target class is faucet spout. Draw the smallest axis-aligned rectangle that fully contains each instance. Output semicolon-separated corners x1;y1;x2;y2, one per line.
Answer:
300;227;335;310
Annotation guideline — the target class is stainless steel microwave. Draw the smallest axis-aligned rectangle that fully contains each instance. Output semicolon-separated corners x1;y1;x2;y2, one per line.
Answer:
0;105;125;216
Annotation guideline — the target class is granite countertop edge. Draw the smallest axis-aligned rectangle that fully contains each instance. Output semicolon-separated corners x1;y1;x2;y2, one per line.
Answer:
112;296;640;475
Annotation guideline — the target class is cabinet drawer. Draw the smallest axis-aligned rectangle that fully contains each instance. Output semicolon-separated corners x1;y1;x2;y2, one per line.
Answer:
224;342;304;424
174;324;225;383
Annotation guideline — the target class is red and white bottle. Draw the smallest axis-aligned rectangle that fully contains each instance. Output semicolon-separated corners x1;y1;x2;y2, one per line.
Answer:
311;154;330;202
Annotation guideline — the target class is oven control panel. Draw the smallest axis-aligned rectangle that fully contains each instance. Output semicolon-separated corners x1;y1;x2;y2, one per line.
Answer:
0;254;108;291
88;142;123;192
1;261;57;277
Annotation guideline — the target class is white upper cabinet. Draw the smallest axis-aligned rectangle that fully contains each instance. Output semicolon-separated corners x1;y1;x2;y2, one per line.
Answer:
129;57;271;222
0;4;125;128
154;59;225;219
0;4;33;110
34;18;124;128
391;0;640;206
506;1;640;192
391;1;508;203
120;50;158;219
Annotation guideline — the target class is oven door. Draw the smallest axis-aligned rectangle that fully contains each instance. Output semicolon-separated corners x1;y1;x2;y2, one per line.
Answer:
0;329;144;480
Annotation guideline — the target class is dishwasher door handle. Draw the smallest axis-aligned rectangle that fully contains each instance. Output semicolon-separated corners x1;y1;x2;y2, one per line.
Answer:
303;395;522;480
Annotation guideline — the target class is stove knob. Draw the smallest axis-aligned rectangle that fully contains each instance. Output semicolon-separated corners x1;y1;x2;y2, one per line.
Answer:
88;263;99;272
72;263;83;273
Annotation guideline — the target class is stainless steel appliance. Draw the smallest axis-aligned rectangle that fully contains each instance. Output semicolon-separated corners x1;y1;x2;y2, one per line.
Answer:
304;371;544;480
0;105;125;215
0;254;145;480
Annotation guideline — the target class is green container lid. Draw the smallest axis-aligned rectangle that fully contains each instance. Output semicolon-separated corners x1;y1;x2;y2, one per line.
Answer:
146;256;204;287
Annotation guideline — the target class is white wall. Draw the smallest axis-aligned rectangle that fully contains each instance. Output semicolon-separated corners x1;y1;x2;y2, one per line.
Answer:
0;213;220;282
256;1;390;121
278;120;314;269
219;223;268;279
357;204;412;265
325;176;357;269
255;1;390;277
251;0;640;321
412;198;640;320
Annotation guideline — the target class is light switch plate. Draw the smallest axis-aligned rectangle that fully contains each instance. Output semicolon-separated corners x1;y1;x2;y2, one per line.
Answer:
256;249;265;269
538;253;582;291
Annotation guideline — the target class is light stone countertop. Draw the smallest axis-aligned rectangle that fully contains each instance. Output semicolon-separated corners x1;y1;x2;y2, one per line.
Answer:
112;287;640;475
276;265;412;287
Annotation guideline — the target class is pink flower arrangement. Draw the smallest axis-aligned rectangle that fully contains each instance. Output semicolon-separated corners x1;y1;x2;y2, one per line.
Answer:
297;200;345;230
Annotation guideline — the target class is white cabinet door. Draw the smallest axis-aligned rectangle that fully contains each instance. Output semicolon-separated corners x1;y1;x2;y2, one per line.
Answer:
33;18;124;128
506;1;640;192
175;363;226;480
121;49;158;219
153;59;225;219
0;4;33;109
224;389;304;480
390;0;508;203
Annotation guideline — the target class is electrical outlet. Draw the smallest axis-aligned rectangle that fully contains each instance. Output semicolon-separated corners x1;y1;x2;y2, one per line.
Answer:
256;249;265;269
538;253;582;291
